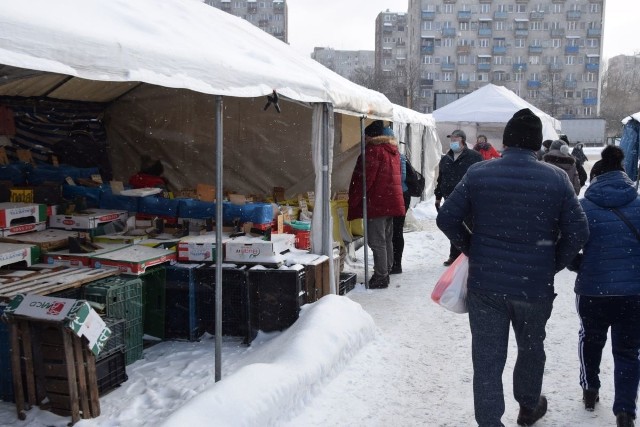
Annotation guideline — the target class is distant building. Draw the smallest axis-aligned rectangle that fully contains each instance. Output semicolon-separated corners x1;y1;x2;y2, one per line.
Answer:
311;48;375;79
374;10;409;106
401;0;604;116
204;0;287;43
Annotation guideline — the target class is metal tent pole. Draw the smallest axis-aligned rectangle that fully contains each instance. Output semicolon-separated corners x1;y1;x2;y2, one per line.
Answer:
359;117;369;288
214;95;223;382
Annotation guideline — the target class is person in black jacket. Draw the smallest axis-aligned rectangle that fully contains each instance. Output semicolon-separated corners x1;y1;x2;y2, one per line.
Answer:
437;109;589;427
434;129;482;266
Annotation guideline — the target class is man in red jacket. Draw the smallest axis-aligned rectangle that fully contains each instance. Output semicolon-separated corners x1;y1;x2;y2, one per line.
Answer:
348;120;405;289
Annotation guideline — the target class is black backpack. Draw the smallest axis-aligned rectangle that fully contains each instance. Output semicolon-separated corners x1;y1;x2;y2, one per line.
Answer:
405;158;425;197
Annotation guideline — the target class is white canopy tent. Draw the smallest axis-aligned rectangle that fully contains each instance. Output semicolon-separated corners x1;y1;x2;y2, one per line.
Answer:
432;83;561;151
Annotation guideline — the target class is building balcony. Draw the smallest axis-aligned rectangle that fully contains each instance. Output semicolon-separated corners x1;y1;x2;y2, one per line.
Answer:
549;63;564;71
397;41;406;47
247;5;257;13
493;46;507;55
420;79;434;87
564;80;577;88
274;3;285;13
456;45;471;54
477;63;492;71
478;28;492;37
515;29;529;37
529;46;543;54
587;28;602;37
512;63;527;72
585;63;600;71
422;11;435;20
567;10;581;20
421;45;434;54
527;80;542;88
583;97;598;106
442;28;457;37
456;80;471;88
565;46;580;54
494;11;508;20
530;11;544;20
441;62;456;70
551;28;565;37
258;19;269;27
457;11;472;21
221;3;231;11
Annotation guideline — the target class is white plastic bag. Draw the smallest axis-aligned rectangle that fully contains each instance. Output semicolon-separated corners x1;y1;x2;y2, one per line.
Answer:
431;254;469;313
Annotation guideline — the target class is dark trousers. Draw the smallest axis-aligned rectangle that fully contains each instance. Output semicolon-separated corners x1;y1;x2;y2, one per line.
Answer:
448;217;472;261
392;193;411;267
577;295;640;417
367;216;394;277
467;290;554;427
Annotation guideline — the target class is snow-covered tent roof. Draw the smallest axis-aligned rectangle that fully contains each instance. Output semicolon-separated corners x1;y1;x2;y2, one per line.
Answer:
622;111;640;124
432;84;560;146
0;0;393;119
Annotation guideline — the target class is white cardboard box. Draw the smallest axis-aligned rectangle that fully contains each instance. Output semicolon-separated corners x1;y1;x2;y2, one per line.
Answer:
0;202;47;229
225;233;295;264
177;232;230;262
49;209;128;231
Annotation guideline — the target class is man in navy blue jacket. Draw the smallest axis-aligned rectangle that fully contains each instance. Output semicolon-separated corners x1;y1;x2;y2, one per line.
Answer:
437;109;589;427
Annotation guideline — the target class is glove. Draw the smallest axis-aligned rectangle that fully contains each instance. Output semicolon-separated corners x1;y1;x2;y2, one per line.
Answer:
435;199;441;211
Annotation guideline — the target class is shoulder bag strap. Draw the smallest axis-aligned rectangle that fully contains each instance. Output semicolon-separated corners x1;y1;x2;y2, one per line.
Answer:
610;208;640;242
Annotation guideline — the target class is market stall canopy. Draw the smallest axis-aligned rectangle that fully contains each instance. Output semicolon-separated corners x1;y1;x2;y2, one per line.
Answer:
432;84;560;148
0;0;393;119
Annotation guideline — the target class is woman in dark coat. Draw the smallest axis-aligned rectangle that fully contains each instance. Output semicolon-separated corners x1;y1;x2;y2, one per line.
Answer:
570;145;640;427
543;139;582;194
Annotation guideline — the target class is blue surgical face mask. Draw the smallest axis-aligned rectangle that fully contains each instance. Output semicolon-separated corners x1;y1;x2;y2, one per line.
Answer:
450;141;461;152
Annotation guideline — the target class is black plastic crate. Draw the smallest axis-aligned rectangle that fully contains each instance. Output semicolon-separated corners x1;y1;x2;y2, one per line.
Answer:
164;263;204;341
46;286;84;300
194;265;249;341
95;348;128;396
0;303;13;402
125;266;166;341
98;317;126;361
247;266;306;341
339;272;357;295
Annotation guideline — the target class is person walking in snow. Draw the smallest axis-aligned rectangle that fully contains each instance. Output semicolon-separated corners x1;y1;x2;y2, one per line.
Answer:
437;108;589;427
348;120;405;289
473;134;501;160
568;145;640;427
542;139;582;195
391;144;412;275
434;129;483;266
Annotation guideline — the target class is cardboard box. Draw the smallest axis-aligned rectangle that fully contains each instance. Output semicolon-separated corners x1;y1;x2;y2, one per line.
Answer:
49;209;128;231
225;233;295;264
177;233;230;262
91;245;177;275
44;243;131;268
1;221;47;237
92;233;147;245
0;242;40;268
0;228;79;251
0;202;47;229
4;294;111;356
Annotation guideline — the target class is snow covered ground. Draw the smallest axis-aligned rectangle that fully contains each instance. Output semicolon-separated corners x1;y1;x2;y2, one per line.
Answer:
1;146;626;427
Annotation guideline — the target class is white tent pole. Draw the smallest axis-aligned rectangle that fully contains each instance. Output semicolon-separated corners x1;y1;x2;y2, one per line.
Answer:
322;103;336;293
214;95;223;382
359;116;369;288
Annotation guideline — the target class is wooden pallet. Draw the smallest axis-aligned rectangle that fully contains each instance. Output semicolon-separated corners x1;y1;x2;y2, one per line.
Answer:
0;266;118;301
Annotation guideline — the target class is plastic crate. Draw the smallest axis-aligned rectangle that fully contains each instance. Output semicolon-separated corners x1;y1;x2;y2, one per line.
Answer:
128;266;166;341
95;348;128;396
194;265;249;341
339;272;357;295
0;303;14;402
83;276;143;365
165;264;204;341
98;317;126;361
246;266;306;342
46;286;84;300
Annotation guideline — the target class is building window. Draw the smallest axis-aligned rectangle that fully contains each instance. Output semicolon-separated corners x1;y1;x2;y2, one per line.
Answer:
567;21;577;31
444;4;453;13
458;55;468;64
443;38;453;47
459;22;469;31
566;56;575;65
422;55;432;64
495;21;504;31
479;39;489;48
494;56;504;65
478;72;488;81
443;72;452;81
553;3;563;13
529;56;540;65
564;90;574;98
586;38;599;48
586;72;597;82
530;21;543;31
552;38;561;48
515;39;526;48
584;107;593;116
481;4;490;14
516;4;526;13
590;4;599;13
529;90;539;98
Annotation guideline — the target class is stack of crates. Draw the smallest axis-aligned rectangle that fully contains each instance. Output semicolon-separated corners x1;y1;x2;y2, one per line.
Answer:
125;266;166;341
83;276;143;365
0;303;14;402
165;263;204;341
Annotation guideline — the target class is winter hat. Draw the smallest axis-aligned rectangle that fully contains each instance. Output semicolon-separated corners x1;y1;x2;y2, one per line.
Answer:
365;120;385;137
549;139;571;155
382;126;395;137
595;145;625;176
503;108;543;151
542;139;553;150
559;134;570;144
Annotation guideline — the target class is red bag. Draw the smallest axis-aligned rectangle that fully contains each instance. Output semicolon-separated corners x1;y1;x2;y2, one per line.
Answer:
431;254;469;313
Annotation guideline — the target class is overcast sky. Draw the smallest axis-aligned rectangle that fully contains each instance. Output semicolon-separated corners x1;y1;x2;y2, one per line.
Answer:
287;0;639;61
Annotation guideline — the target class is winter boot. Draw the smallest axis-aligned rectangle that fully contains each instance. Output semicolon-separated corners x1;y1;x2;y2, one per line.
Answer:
583;389;599;411
368;273;389;289
442;257;456;267
616;412;635;427
389;263;402;274
517;395;547;426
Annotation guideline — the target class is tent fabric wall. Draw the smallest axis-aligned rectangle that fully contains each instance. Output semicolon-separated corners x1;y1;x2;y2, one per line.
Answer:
432;84;560;151
619;117;639;182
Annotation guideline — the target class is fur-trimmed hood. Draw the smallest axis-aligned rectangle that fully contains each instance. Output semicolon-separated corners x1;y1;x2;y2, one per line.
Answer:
543;149;576;166
366;134;398;147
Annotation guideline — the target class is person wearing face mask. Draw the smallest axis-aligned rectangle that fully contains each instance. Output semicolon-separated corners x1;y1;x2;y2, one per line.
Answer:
434;129;483;266
474;134;501;160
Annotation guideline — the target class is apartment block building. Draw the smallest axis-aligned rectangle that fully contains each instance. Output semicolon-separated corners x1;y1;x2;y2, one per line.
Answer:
375;11;409;106
402;0;603;117
205;0;287;43
311;48;375;80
